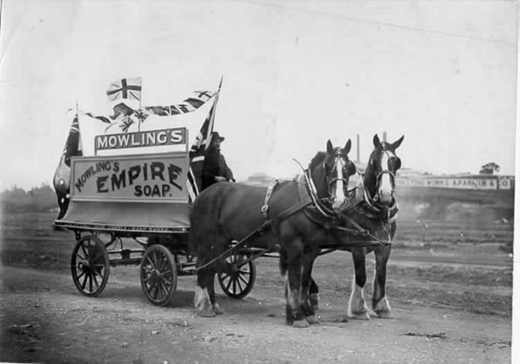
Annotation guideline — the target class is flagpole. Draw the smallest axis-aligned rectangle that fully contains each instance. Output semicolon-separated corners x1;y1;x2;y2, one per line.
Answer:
138;79;142;132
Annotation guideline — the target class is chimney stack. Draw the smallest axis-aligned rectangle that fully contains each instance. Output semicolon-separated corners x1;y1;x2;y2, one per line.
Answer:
356;134;360;162
383;131;387;142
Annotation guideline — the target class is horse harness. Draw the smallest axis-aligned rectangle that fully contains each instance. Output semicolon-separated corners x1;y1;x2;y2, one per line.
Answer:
261;172;375;240
351;170;399;224
195;170;391;272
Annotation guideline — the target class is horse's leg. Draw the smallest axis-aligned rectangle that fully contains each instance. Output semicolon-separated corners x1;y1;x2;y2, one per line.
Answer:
347;248;370;320
194;267;216;317
283;241;308;328
309;277;319;311
301;251;320;325
372;244;392;318
207;271;223;315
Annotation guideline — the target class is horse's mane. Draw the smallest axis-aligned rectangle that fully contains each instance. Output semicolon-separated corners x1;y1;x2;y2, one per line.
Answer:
308;151;326;170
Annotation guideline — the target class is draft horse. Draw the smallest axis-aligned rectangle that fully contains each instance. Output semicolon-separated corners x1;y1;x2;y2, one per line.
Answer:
343;134;404;319
190;140;356;327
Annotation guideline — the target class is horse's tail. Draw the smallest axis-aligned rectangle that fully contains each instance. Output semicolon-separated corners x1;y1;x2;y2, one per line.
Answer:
188;198;204;257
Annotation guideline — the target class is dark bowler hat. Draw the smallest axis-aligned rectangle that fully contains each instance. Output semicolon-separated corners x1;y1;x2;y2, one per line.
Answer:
212;131;225;142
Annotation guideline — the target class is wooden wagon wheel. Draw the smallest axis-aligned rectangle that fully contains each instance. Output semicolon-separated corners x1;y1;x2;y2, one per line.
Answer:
140;245;177;306
218;252;256;299
71;235;110;297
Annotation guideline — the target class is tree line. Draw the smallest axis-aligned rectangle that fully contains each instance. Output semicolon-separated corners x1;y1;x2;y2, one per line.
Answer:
1;184;57;212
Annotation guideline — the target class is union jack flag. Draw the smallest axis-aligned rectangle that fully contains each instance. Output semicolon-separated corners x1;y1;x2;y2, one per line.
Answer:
187;81;222;203
107;77;142;102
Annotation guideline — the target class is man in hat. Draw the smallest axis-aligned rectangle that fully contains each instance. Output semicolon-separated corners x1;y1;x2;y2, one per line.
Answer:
201;131;235;190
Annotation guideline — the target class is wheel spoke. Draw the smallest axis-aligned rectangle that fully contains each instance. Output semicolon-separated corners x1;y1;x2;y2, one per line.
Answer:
233;276;238;294
80;243;89;258
236;275;244;292
144;256;154;269
237;273;249;287
88;273;93;293
151;251;159;269
74;251;86;262
80;272;88;289
76;269;86;280
224;276;232;291
92;273;99;289
159;281;168;299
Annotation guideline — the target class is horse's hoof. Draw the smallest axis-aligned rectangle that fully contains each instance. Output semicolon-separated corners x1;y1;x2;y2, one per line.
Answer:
196;309;216;318
292;319;310;328
348;312;370;320
213;304;224;315
305;315;321;325
376;311;393;319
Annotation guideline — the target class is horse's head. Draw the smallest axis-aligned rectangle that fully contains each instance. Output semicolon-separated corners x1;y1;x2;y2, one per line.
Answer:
365;134;404;206
309;139;356;210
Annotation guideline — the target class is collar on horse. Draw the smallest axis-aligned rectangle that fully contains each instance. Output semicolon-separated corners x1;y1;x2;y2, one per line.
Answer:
295;171;346;230
345;171;399;224
259;171;339;230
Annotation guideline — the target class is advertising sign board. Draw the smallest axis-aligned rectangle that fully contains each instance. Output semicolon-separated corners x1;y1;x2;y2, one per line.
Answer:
70;152;189;203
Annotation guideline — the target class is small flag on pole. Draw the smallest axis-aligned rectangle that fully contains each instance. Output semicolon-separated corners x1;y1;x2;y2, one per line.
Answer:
53;114;83;219
106;77;142;102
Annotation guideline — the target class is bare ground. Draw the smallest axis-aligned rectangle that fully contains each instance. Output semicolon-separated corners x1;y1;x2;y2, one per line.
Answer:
0;239;512;364
0;208;514;363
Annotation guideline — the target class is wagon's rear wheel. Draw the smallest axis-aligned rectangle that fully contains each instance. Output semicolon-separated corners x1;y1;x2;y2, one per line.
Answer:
140;245;177;306
71;235;110;297
218;252;256;299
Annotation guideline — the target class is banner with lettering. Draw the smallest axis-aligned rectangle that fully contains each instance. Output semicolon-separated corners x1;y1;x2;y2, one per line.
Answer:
70;152;189;202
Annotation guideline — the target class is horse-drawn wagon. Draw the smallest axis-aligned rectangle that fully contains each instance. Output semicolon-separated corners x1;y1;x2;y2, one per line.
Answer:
53;127;258;306
54;117;404;326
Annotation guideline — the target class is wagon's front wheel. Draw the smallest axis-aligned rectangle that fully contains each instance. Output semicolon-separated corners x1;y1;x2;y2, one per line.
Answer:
71;235;110;297
140;245;177;306
218;252;256;299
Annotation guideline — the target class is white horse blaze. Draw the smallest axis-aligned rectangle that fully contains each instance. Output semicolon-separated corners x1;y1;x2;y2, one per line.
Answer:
378;152;393;203
332;157;345;209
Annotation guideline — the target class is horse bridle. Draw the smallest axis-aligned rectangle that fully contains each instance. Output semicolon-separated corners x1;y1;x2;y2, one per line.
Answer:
324;147;352;198
372;148;399;203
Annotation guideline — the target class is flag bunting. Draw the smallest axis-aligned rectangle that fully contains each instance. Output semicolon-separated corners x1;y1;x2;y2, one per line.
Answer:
143;90;216;117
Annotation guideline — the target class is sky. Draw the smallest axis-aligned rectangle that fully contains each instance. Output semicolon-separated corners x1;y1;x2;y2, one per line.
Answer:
0;0;517;190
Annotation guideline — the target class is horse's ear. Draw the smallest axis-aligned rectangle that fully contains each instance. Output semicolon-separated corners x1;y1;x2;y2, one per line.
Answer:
344;139;352;154
392;135;404;149
327;140;334;154
373;134;380;147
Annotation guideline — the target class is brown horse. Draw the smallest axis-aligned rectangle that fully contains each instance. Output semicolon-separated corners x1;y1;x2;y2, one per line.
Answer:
343;134;404;319
189;140;356;327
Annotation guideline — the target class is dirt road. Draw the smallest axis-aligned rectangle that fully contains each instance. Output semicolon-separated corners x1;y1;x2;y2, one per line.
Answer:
0;244;512;364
